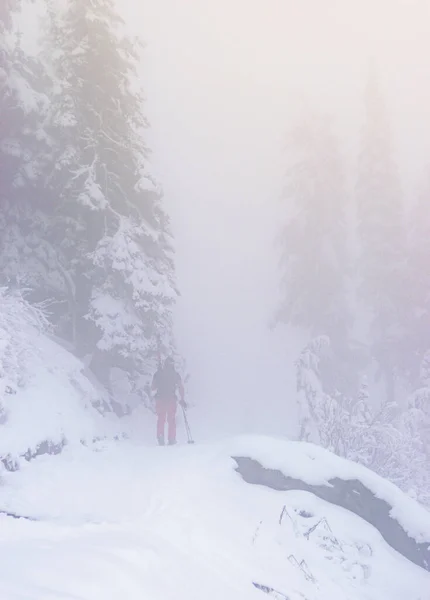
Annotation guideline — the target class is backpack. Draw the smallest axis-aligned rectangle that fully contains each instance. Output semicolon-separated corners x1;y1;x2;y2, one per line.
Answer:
153;364;179;398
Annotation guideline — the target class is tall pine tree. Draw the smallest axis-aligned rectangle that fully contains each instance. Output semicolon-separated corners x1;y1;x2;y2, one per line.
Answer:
408;170;430;382
42;0;177;391
275;111;350;352
0;0;54;300
356;65;407;403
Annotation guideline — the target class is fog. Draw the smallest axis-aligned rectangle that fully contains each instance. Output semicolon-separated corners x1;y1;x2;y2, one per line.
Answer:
16;0;430;437
117;0;430;436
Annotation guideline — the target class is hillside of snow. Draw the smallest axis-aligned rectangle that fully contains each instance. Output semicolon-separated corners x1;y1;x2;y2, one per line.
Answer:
0;289;120;470
1;436;430;600
0;290;429;599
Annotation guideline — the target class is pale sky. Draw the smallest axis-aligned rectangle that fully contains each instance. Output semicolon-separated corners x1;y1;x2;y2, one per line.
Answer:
121;0;430;436
19;0;430;438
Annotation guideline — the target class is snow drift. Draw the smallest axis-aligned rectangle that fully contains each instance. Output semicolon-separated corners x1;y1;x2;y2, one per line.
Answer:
1;436;430;600
1;289;430;599
233;446;430;570
0;289;115;469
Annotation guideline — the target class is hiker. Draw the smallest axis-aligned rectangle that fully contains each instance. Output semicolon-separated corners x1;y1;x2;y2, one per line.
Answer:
151;356;186;445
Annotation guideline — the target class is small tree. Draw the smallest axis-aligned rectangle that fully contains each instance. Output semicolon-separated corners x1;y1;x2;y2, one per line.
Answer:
296;336;341;447
406;351;430;459
296;338;430;505
0;287;50;403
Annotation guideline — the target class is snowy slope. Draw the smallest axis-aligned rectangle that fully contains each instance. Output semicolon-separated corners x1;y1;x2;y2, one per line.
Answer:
0;289;120;468
0;437;429;600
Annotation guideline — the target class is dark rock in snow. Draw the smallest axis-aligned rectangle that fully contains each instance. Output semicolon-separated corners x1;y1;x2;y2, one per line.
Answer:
233;456;430;573
252;582;290;599
2;439;67;472
0;510;36;521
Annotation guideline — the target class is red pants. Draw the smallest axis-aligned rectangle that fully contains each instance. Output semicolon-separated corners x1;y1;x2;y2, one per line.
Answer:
156;398;177;443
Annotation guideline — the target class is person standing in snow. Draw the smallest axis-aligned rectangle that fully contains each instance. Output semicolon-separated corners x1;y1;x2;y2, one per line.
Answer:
151;356;186;445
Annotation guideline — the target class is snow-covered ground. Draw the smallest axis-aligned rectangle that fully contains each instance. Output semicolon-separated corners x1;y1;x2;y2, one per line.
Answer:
1;436;429;600
0;289;121;468
0;293;429;599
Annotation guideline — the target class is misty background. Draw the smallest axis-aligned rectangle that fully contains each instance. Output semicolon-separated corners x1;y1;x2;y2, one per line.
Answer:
15;0;430;435
3;4;430;596
14;0;430;434
123;0;430;435
2;0;430;501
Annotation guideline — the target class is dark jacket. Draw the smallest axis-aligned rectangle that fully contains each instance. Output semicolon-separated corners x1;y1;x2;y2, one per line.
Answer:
151;362;184;402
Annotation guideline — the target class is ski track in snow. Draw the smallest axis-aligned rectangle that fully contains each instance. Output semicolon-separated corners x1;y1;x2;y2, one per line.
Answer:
0;437;429;600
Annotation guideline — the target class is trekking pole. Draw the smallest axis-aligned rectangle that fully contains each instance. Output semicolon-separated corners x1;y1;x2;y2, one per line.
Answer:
181;405;194;444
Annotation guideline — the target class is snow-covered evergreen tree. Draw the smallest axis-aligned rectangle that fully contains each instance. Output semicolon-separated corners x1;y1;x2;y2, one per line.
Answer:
0;0;17;30
406;350;430;457
41;0;177;392
275;112;350;351
0;2;62;369
0;1;53;299
356;65;407;402
1;0;29;197
296;335;337;446
407;170;430;383
296;338;429;504
296;336;361;454
395;350;430;505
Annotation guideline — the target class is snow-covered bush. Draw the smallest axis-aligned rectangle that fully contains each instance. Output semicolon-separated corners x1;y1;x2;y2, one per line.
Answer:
296;336;346;448
0;287;49;398
296;336;430;506
0;288;117;469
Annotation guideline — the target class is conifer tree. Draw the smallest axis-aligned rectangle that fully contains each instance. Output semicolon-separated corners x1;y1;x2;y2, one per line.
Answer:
407;171;430;382
43;0;177;388
356;65;406;402
0;1;53;298
275;112;350;350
